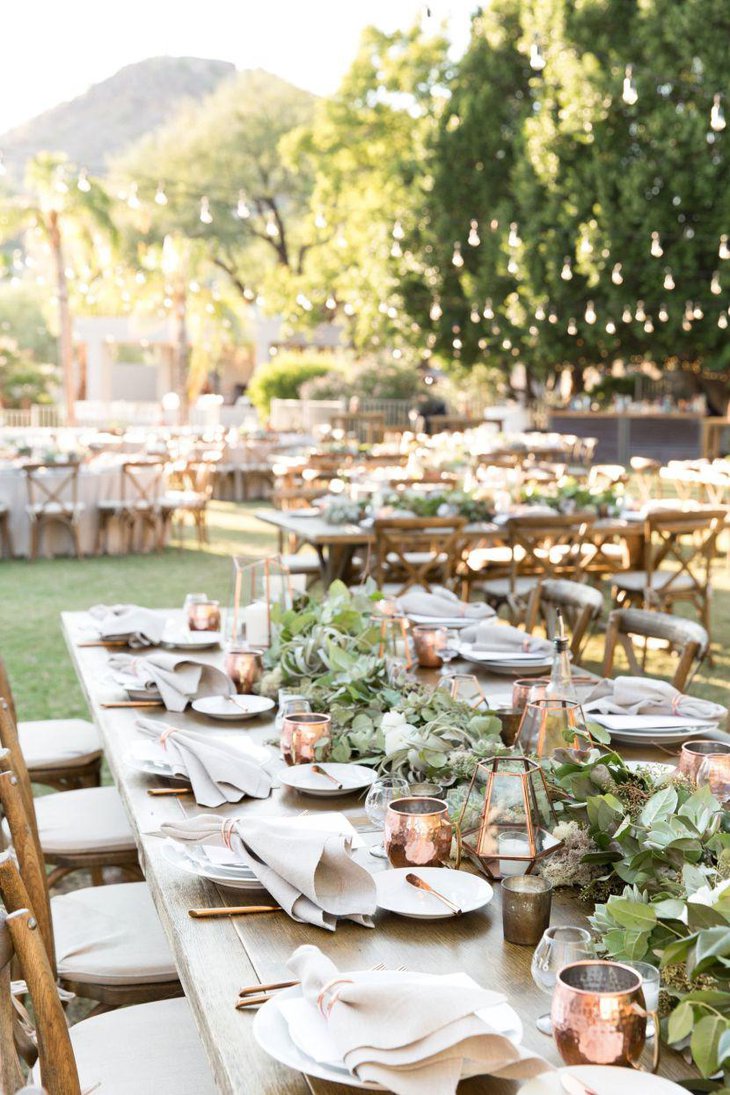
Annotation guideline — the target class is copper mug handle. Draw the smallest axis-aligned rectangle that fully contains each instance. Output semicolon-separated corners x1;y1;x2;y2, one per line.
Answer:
630;1003;660;1073
449;817;462;870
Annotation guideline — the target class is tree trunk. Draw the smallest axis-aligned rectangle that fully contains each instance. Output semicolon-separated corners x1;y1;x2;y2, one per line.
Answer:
172;286;190;423
48;211;75;426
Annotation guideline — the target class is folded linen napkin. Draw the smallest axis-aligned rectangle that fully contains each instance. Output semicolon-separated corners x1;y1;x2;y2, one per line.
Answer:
108;651;231;711
88;603;165;647
460;620;553;656
160;815;376;930
397;587;495;621
136;718;272;806
584;675;727;721
286;945;548;1095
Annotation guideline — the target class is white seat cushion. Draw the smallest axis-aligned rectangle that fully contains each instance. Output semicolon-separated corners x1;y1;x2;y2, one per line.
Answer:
34;997;216;1094
280;553;320;575
613;570;695;594
19;718;101;771
386;551;448;567
480;576;539;597
53;882;178;986
34;786;135;855
26;502;85;516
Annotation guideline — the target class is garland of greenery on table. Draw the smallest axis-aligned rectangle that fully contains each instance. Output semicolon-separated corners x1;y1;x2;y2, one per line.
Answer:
321;489;494;526
260;580;730;1082
520;477;623;517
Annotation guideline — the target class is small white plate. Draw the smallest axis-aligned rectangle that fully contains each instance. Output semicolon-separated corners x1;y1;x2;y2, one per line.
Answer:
279;763;377;797
161;630;221;650
520;1065;687;1095
375;867;493;919
161;840;264;891
192;695;275;721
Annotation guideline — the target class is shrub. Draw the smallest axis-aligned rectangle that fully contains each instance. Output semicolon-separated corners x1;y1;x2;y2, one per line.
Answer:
247;353;338;416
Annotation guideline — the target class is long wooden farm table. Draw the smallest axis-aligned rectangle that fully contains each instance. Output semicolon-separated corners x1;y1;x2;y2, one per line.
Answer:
61;611;700;1093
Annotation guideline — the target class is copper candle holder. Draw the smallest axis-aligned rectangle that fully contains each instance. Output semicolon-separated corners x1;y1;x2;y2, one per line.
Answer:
280;712;331;766
187;599;221;632
679;739;730;783
552;960;659;1072
224;645;263;694
384;797;455;868
412;626;446;669
512;678;550;713
501;875;552;945
697;752;730;806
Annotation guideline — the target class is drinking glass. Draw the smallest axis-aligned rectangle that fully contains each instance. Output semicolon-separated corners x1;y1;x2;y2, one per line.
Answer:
623;960;660;1038
530;925;593;1035
437;630;460;677
364;776;410;858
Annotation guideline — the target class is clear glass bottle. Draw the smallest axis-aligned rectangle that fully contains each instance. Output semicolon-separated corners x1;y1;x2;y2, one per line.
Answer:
544;636;577;703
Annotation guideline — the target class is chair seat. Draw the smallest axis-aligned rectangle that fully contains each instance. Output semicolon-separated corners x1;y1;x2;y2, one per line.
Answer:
465;546;513;571
279;553;320;575
19;718;101;771
480;576;540;598
34;996;216;1094
33;785;136;856
613;570;695;594
160;492;207;509
26;502;85;517
53;881;178;986
386;551;448;567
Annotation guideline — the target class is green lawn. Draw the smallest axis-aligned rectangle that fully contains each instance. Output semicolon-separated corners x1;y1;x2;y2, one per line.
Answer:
0;500;728;718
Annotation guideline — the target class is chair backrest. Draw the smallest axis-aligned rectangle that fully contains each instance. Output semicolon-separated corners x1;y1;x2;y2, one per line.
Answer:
587;464;628;490
0;894;80;1094
183;460;216;499
120;459;166;506
602;607;709;691
642;508;726;596
525;578;604;661
23;465;79;515
503;512;596;587
372;515;467;594
0;658;17;725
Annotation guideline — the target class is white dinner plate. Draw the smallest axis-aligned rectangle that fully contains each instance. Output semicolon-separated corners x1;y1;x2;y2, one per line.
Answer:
375;867;493;919
124;736;272;779
253;971;521;1090
520;1065;687;1095
279;763;377;797
589;713;712;731
160;630;221;650
191;695;275;720
406;614;475;629
160;840;264;891
609;725;712;745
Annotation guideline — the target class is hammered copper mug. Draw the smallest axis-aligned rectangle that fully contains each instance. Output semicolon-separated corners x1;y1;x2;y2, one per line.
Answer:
552;960;659;1072
679;739;730;783
384;797;457;868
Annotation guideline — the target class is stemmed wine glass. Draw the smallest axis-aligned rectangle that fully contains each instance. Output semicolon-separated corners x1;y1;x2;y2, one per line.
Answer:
364;775;409;858
436;629;459;677
530;925;593;1035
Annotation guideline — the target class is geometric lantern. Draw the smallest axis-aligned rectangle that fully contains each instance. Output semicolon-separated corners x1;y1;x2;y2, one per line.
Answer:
456;754;563;881
515;698;587;758
225;554;292;649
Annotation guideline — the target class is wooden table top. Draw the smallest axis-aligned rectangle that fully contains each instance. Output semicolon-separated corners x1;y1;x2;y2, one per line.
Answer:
61;611;698;1094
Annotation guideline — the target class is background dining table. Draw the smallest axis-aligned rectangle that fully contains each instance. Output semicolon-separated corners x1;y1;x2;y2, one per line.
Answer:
61;609;706;1095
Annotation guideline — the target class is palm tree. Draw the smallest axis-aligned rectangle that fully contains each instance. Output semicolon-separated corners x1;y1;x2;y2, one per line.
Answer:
0;153;117;424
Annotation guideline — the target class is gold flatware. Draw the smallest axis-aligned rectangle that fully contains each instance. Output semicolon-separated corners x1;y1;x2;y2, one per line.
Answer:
560;1075;599;1095
147;787;193;797
238;979;299;999
77;640;129;648
311;763;343;790
188;905;281;919
235;963;392;1009
100;701;164;708
405;872;462;916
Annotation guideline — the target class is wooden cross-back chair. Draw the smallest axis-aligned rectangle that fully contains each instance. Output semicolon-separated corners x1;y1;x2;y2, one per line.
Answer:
0;747;181;1014
476;512;596;621
371;515;467;594
525;578;604;664
602;607;709;692
96;459;166;555
0;654;100;793
587;464;629;491
23;464;84;560
0;700;139;890
629;456;662;503
160;458;217;547
611;508;726;644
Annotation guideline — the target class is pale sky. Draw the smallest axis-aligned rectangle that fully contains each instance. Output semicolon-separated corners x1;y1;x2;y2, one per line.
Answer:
1;0;476;134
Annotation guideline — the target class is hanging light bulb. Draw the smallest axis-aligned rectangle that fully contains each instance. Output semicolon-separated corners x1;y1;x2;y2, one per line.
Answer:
325;295;337;310
694;304;704;320
719;312;729;329
77;168;91;192
199;196;213;224
429;299;443;321
711;93;726;132
663;268;675;291
684;301;695;322
567;318;577;335
720;235;730;260
135;270;146;285
483;299;495;319
452;241;464;267
236;192;251;219
579;237;593;258
314;211;327;229
392;219;405;240
711;270;722;294
508;222;520;248
658;303;669;322
529;35;546;71
470;305;480;323
296;293;313;311
606;319;617;334
265;212;279;237
507;256;519;275
548;310;558;324
650;231;663;258
154;182;168;206
635;300;646;322
622;306;633;323
535;304;546;321
584;301;597;324
622;64;638;105
644;319;654;333
560;256;573;280
682;317;692;332
391;240;403;258
127;182;140;210
453;336;463;349
468;220;480;246
611;262;623;285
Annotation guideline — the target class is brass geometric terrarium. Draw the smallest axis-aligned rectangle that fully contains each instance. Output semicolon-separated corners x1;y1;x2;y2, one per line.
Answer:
225;554;292;649
456;754;562;881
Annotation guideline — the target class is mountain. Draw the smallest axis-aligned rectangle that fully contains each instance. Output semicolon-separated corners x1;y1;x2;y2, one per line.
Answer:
0;56;236;180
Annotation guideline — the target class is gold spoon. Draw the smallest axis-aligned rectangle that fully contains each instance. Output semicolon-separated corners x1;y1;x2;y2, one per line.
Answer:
405;872;462;916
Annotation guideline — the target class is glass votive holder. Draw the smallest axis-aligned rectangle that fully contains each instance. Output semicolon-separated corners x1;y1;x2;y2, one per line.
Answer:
384;797;455;868
275;691;311;733
501;875;553;946
187;598;221;632
622;959;660;1038
679;740;730;783
512;677;550;713
280;712;331;766
224;645;263;694
412;625;446;669
516;698;584;757
697;753;730;806
407;780;445;799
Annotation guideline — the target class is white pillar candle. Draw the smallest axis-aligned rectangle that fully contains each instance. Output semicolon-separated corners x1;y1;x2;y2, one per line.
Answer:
498;832;531;876
244;601;270;647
